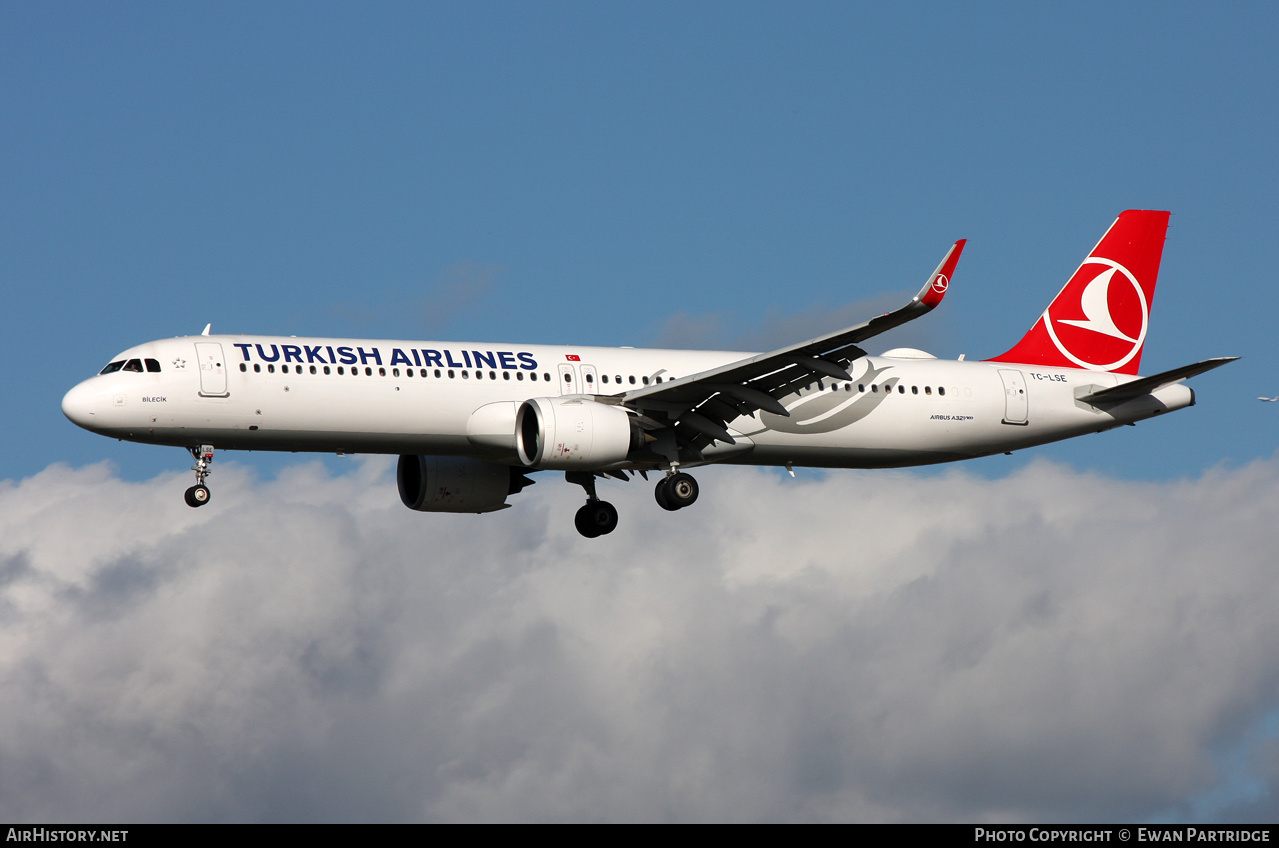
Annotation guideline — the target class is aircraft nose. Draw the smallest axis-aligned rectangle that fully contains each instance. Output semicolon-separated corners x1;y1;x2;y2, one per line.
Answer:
62;381;100;430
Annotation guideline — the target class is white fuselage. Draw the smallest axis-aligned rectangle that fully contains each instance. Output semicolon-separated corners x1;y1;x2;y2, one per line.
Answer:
62;334;1194;470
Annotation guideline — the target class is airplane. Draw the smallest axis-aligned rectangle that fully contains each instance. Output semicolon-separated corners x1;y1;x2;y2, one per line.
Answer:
62;210;1235;537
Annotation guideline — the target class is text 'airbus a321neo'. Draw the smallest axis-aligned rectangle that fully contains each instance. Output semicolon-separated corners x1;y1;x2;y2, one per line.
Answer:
63;211;1235;537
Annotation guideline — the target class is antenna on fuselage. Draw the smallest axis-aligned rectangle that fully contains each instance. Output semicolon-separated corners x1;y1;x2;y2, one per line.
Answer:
201;324;211;336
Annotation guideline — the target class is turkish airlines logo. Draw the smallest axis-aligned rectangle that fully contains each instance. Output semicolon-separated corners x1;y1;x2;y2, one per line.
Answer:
932;274;949;294
1043;257;1148;371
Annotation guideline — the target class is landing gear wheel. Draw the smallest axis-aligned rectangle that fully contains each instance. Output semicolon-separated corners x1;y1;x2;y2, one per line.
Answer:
655;478;680;511
185;445;215;508
664;472;699;510
574;501;619;538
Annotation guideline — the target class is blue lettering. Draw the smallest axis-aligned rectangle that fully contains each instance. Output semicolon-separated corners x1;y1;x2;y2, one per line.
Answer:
444;350;464;368
255;343;280;362
411;349;421;367
282;345;303;363
498;352;517;369
517;352;538;370
473;350;496;369
422;349;443;367
337;346;358;365
233;343;253;361
358;347;382;366
327;346;337;363
461;350;472;368
304;345;327;364
390;348;413;366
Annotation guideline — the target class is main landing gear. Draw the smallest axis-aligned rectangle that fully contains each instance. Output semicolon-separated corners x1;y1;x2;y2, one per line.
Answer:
567;469;701;537
655;471;699;511
184;445;214;508
575;500;619;538
567;471;619;538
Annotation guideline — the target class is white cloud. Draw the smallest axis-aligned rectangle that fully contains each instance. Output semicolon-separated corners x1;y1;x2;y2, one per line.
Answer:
2;456;1278;821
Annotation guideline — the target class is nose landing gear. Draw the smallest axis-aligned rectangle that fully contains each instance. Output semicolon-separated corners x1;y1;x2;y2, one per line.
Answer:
184;445;214;508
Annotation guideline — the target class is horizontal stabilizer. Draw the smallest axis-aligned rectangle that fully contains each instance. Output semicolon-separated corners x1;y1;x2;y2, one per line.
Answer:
1076;357;1238;404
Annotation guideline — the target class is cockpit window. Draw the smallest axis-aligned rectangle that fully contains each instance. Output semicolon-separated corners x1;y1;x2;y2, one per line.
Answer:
145;359;161;373
100;361;125;374
122;359;144;372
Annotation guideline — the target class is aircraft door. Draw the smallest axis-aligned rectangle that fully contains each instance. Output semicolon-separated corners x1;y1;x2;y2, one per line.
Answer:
558;363;577;396
998;369;1028;425
195;342;229;398
579;364;599;394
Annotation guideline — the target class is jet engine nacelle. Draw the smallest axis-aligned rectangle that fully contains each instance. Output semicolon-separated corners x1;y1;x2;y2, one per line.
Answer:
397;455;526;513
516;396;641;469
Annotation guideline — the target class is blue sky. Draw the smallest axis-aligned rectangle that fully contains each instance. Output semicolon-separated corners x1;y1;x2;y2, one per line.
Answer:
3;3;1279;823
4;1;1274;482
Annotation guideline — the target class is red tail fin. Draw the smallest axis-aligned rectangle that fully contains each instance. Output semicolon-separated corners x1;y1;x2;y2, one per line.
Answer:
988;210;1170;375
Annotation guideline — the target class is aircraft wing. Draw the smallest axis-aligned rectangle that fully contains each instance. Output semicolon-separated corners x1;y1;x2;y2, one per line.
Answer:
1075;357;1239;405
619;240;966;448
